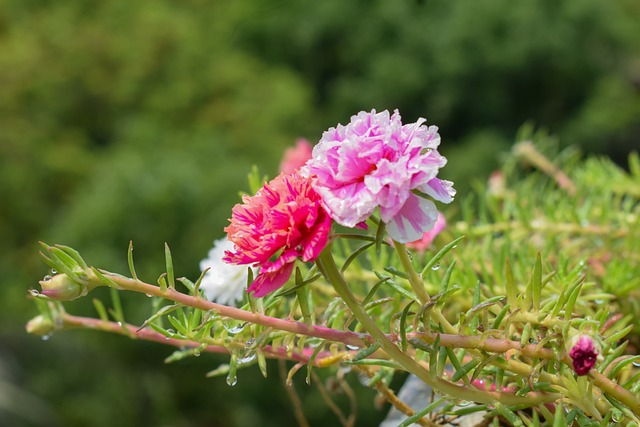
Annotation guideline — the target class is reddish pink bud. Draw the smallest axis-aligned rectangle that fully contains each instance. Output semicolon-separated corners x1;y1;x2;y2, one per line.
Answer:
569;336;598;376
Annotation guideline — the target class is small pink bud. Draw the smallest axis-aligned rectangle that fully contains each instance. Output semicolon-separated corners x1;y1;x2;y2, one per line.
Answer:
39;274;85;301
569;335;598;376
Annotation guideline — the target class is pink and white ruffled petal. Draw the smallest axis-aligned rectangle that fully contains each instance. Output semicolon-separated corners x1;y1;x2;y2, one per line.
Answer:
317;184;376;227
386;194;438;243
247;262;296;298
418;177;456;204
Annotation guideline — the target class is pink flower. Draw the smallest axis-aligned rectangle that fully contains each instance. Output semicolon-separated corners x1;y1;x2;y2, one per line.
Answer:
569;336;598;376
223;172;332;297
279;139;313;174
301;109;455;243
406;212;446;253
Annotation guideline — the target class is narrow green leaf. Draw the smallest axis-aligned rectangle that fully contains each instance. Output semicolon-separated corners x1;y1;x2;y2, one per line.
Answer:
608;355;640;379
604;324;633;345
408;337;433;353
92;298;109;322
48;246;81;274
440;260;457;292
137;304;183;332
400;301;415;352
563;279;584;321
257;351;268;378
127;241;138;281
351;342;382;362
295;267;312;326
165;243;175;290
451;359;480;382
383;266;409;279
362;277;391;305
157;272;168;292
420;236;465;278
398;398;447;427
341;242;374;272
108;293;124;322
91;267;119;288
494;403;524;427
53;244;88;270
492;304;510;329
552;402;566;427
520;322;532;347
343;359;403;369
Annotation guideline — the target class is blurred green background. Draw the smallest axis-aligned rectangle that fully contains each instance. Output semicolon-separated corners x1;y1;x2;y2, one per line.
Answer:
1;1;639;426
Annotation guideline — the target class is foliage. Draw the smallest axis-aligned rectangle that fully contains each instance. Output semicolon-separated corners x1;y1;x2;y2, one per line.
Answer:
28;139;640;426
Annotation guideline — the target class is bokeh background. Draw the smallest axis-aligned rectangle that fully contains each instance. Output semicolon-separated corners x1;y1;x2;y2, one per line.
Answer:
1;1;639;426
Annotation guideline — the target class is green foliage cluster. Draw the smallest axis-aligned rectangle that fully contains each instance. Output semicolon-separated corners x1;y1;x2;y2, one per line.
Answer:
1;0;639;425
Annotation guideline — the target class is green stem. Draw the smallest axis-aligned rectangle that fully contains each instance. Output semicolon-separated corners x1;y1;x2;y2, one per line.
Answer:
393;240;429;303
316;246;559;407
392;241;456;335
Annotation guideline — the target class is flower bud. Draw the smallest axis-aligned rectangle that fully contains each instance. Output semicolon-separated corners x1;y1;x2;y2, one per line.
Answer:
39;273;85;301
569;335;599;376
25;315;55;336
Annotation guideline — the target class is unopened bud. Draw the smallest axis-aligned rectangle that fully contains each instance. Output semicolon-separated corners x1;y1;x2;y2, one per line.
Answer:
39;274;85;301
569;335;599;376
26;315;55;336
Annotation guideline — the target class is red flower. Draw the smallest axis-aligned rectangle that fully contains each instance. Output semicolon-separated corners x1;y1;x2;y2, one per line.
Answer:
569;336;598;376
224;172;332;297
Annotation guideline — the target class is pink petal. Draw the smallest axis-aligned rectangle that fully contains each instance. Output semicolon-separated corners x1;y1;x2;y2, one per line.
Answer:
386;194;438;243
247;262;296;298
418;177;456;204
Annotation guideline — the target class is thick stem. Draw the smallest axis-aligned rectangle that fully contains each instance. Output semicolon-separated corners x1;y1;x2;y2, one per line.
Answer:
316;246;559;407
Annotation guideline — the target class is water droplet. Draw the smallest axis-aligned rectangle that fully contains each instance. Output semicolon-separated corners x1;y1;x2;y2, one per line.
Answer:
244;339;255;350
431;263;441;271
239;353;257;364
50;269;57;275
145;294;152;298
29;289;40;297
633;360;640;368
117;322;123;327
42;275;52;282
193;350;201;357
41;334;51;341
223;322;247;335
226;374;238;386
165;329;175;339
457;400;472;407
346;344;359;351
